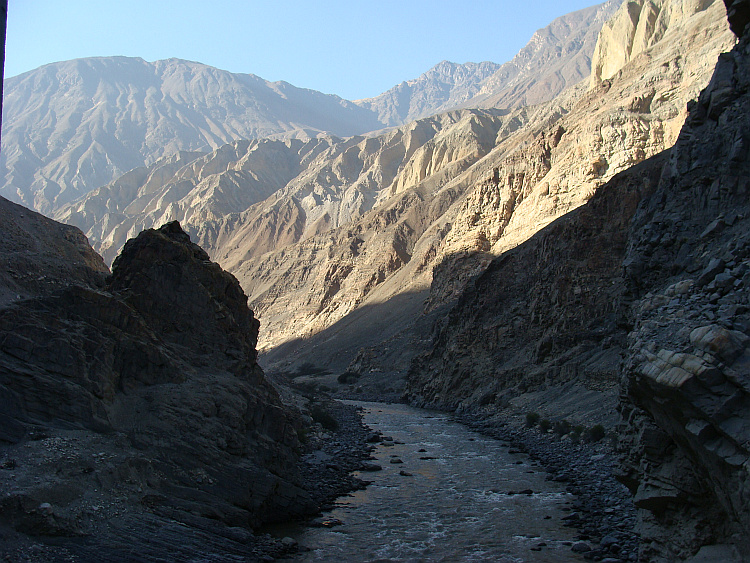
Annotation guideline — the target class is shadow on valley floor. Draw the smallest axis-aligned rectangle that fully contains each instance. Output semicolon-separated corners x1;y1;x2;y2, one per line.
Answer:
258;287;446;395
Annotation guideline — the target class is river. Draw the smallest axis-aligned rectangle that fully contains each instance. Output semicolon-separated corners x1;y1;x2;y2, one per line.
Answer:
282;401;583;562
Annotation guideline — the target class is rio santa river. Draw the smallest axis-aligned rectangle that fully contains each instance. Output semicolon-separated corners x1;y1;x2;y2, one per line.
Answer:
283;402;584;562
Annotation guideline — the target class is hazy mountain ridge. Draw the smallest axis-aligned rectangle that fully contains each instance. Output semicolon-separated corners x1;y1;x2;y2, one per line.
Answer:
353;61;502;126
472;0;622;109
58;108;513;267
1;2;624;219
356;0;622;125
1;56;385;213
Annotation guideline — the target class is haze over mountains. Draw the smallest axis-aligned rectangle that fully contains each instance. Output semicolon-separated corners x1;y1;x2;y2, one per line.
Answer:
1;1;619;216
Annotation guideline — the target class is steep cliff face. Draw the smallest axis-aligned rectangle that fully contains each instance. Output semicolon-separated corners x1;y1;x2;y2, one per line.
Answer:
407;0;750;558
616;1;750;557
0;214;312;552
440;0;730;262
590;0;719;87
405;150;667;418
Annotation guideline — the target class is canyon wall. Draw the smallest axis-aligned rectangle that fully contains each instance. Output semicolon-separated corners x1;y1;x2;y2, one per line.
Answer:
407;0;750;558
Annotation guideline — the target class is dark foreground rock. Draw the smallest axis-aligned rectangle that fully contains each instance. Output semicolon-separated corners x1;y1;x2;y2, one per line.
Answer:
0;214;369;561
616;3;750;559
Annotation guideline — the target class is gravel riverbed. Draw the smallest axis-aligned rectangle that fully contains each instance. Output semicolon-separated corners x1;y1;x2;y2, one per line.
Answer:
302;398;640;562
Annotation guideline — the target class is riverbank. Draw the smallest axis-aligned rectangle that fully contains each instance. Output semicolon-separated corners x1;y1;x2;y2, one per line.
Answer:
0;401;374;563
454;410;640;562
311;395;640;562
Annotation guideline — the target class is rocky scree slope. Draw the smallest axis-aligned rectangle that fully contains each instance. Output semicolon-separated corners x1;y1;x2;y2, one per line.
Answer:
616;0;750;558
407;0;750;559
0;196;109;307
0;213;318;559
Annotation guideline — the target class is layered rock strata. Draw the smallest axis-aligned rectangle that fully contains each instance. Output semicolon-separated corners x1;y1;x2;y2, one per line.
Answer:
405;0;733;417
407;0;750;558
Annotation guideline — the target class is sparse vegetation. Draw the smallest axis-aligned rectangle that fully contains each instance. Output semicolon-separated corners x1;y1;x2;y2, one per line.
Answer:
295;362;332;378
525;412;540;427
337;371;360;384
310;404;338;431
539;419;551;433
296;428;309;444
569;425;584;444
553;420;572;437
587;424;606;442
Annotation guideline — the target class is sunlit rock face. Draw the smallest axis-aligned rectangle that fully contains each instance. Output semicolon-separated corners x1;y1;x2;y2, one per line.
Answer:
406;0;732;411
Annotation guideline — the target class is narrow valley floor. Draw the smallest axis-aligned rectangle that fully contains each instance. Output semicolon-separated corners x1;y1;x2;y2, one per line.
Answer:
276;402;638;562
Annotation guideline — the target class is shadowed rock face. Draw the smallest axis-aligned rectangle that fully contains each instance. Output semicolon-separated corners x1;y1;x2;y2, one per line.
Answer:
724;0;750;34
109;221;262;377
0;216;312;546
615;3;750;558
407;1;750;559
0;196;109;307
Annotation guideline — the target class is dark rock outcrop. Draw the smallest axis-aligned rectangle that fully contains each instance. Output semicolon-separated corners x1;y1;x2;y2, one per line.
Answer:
0;196;109;307
724;0;750;35
407;2;750;559
0;215;315;557
616;5;750;559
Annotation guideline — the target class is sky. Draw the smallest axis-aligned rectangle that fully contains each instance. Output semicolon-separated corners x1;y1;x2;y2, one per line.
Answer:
5;0;603;101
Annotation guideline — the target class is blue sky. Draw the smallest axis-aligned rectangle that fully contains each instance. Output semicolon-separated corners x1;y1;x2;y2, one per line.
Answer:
5;0;602;100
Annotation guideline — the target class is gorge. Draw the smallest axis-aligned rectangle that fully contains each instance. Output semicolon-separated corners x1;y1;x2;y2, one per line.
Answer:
1;0;750;560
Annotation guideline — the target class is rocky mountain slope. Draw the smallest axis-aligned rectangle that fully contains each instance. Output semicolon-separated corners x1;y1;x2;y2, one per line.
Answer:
0;57;386;213
1;2;621;220
256;0;731;374
355;1;621;126
51;1;732;385
471;0;622;110
616;1;750;557
0;209;327;558
406;0;750;559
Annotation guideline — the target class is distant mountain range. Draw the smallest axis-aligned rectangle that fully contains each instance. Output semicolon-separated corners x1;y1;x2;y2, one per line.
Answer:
1;0;619;215
358;0;621;124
